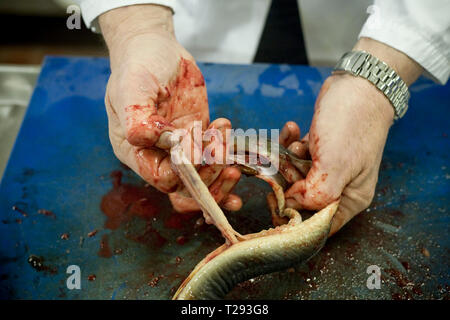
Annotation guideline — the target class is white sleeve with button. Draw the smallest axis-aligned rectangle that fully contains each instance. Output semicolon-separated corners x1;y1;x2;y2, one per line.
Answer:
72;0;175;33
359;0;450;84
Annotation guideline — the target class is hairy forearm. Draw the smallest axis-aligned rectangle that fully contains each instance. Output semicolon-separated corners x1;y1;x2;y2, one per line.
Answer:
353;37;423;86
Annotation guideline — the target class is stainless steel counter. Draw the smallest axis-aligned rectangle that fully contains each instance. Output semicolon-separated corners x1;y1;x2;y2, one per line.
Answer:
0;64;40;180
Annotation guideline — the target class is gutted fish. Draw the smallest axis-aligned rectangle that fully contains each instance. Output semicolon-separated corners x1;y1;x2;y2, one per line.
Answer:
158;131;338;299
173;201;338;299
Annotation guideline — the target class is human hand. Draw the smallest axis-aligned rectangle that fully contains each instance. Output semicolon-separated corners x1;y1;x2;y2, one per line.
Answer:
100;5;206;193
280;74;393;235
99;5;242;213
280;38;422;235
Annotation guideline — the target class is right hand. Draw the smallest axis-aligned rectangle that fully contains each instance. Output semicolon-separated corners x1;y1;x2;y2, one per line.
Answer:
99;5;242;211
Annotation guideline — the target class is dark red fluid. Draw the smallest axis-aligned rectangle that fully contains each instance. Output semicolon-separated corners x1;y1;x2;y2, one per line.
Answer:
164;211;198;230
37;209;56;218
12;205;28;217
98;234;112;258
100;171;162;230
148;274;164;287
88;229;98;237
130;221;167;248
176;235;189;245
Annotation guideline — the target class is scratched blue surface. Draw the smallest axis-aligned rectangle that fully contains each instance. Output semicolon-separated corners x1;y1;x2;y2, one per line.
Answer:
0;56;448;300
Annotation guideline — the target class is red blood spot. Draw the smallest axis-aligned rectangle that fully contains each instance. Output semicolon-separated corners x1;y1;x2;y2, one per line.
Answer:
98;234;112;258
194;217;204;228
164;211;198;229
100;170;173;250
298;184;307;196
88;274;96;281
401;261;410;271
412;286;423;295
385;268;409;288
177;58;205;88
175;256;183;265
176;235;188;245
110;170;122;188
37;209;56;218
209;184;221;196
125;104;146;112
88;230;98;237
120;163;131;171
148;274;164;287
130;221;167;248
154;121;165;129
12;205;28;217
100;171;163;230
391;293;402;300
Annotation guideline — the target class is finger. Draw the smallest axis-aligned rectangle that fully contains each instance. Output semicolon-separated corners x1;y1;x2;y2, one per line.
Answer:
329;171;377;236
221;194;243;212
134;147;179;193
168;192;199;213
279;160;303;184
288;132;310;159
203;118;232;165
198;165;223;187
105;96;178;193
329;202;354;236
285;197;303;210
279;121;300;148
208;118;232;132
111;67;174;148
170;193;243;214
169;166;241;213
285;161;345;211
173;118;234;197
209;167;241;201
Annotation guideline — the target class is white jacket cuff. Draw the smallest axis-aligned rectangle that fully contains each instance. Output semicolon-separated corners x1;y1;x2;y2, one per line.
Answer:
359;10;450;84
76;0;175;33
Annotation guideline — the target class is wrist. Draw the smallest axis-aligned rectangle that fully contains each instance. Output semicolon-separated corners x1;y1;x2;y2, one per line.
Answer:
353;37;422;86
326;73;395;125
99;5;174;53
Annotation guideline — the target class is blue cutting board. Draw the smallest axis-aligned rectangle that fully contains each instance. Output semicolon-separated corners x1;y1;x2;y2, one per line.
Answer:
0;56;448;299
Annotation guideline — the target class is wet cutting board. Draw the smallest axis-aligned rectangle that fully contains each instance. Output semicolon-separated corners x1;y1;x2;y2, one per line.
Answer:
0;56;449;299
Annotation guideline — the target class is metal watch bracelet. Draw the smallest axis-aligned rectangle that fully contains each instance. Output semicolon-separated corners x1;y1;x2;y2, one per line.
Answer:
333;50;410;120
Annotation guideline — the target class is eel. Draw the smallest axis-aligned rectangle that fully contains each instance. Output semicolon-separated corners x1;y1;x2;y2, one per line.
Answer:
157;131;338;300
172;202;338;299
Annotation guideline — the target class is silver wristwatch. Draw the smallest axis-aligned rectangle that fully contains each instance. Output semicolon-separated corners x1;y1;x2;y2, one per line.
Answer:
333;50;410;120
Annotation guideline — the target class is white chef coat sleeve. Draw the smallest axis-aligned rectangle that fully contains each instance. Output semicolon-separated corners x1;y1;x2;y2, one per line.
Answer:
359;0;450;84
72;0;175;33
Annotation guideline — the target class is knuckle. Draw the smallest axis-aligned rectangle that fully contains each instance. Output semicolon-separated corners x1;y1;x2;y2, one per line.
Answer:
363;189;376;208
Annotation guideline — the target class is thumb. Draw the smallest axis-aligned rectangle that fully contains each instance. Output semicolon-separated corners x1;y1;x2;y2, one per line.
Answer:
107;66;174;148
285;162;346;211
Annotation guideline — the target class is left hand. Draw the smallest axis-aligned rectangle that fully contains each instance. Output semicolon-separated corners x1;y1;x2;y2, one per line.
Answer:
279;37;422;235
280;73;394;235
